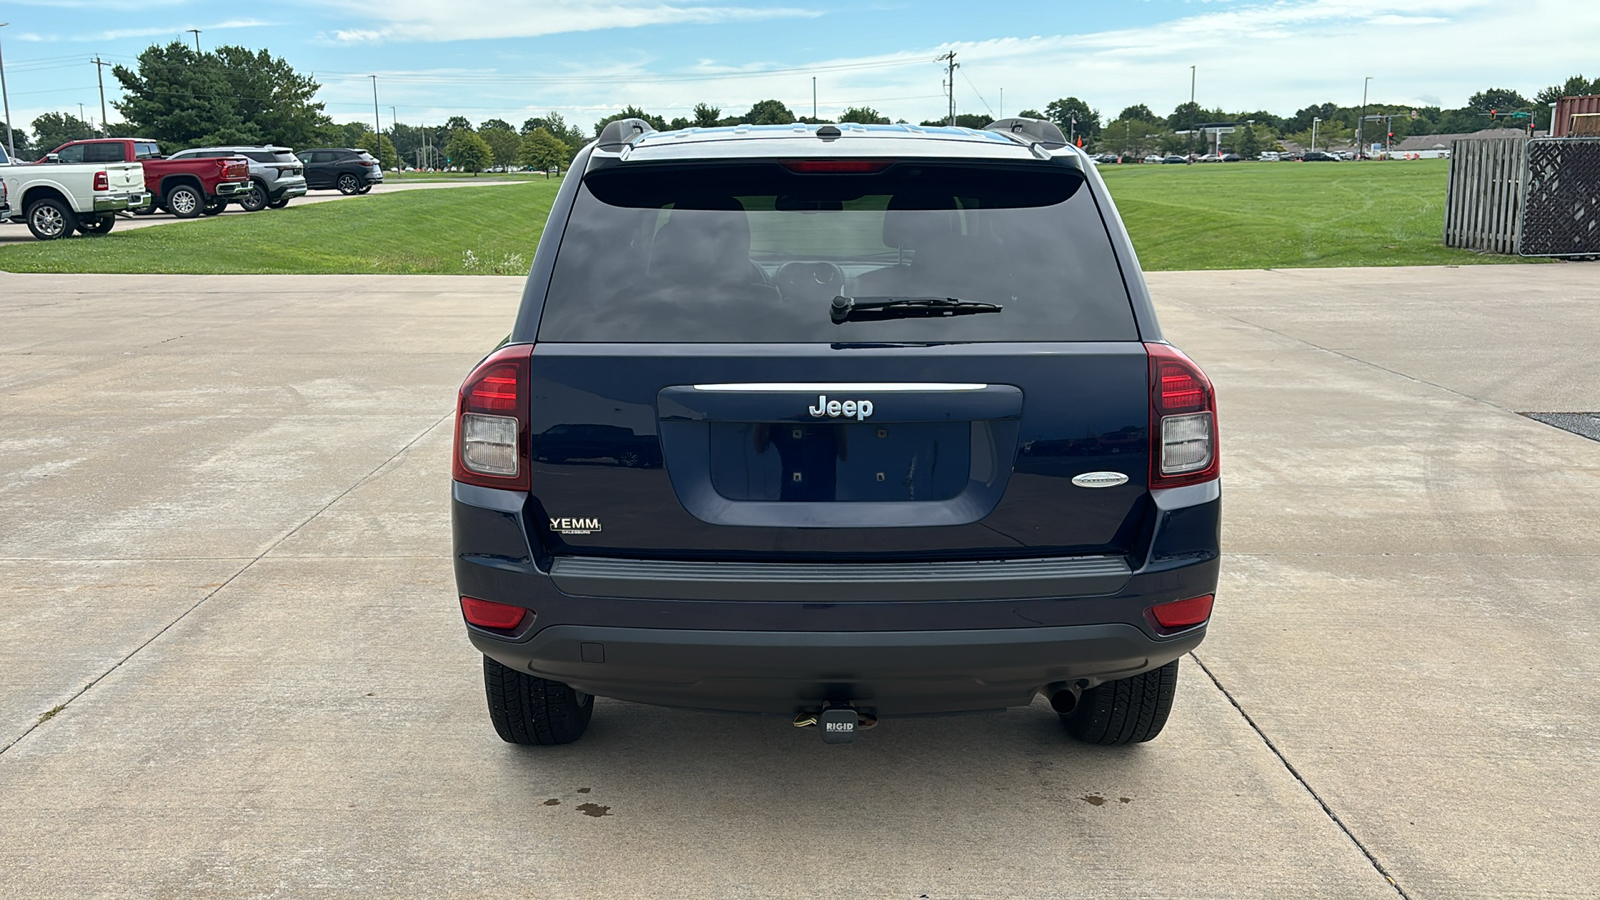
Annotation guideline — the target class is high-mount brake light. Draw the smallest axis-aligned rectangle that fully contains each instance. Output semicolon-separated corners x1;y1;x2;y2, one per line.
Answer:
1146;342;1220;489
782;160;893;174
454;345;533;491
93;171;109;191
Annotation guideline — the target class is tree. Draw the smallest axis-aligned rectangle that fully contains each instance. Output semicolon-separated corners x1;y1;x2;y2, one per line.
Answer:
356;130;398;170
1016;109;1043;119
839;106;889;125
1044;98;1100;143
919;113;991;128
518;128;571;176
740;99;794;125
1236;124;1263;159
691;103;721;128
0;121;29;155
112;41;330;149
1098;117;1171;158
1467;88;1532;115
31;112;95;154
210;45;329;148
1118;104;1157;123
523;112;586;153
444;116;474;133
593;106;666;136
445;130;493;173
480;122;521;169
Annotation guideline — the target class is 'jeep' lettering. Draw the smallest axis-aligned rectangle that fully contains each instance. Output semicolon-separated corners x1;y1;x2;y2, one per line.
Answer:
807;395;874;421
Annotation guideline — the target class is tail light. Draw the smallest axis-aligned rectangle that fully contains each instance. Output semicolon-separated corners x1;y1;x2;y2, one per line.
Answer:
94;171;109;191
453;344;533;491
782;160;894;173
1148;594;1214;632
1146;342;1219;489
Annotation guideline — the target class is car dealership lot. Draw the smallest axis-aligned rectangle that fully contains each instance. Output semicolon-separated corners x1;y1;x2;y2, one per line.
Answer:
0;266;1595;897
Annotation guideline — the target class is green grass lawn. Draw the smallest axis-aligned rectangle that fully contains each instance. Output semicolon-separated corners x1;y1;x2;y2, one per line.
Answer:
1098;159;1527;270
0;181;561;275
0;159;1528;275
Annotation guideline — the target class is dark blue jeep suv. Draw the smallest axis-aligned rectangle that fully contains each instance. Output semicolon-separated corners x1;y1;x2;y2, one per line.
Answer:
452;118;1220;747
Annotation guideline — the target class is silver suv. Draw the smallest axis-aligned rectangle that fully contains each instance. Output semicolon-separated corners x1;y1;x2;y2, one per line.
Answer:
167;145;308;211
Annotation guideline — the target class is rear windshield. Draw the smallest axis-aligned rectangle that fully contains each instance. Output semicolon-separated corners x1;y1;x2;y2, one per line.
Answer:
536;161;1136;343
134;142;160;160
244;151;298;164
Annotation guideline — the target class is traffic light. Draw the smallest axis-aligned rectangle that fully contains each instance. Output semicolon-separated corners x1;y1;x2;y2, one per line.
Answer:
1490;109;1497;119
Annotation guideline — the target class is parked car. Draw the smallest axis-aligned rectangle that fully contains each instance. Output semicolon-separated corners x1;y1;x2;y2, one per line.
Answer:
1142;154;1162;164
453;117;1221;748
296;148;384;194
1161;155;1188;164
1258;151;1281;162
167;145;307;211
1;143;149;239
42;138;250;218
1221;153;1242;162
1301;150;1340;162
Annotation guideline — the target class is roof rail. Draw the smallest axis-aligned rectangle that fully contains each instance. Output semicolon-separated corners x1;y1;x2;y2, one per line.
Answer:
984;117;1068;149
597;117;656;150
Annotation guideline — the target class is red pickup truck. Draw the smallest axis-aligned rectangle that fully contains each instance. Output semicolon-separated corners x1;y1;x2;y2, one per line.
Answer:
43;138;252;219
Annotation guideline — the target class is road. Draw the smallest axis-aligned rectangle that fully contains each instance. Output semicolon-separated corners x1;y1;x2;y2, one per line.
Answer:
0;265;1595;897
0;178;525;244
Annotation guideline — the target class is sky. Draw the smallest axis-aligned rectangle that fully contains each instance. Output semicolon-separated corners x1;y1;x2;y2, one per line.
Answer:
2;0;1598;135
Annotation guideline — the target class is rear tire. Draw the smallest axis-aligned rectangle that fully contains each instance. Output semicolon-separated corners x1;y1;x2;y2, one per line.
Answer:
202;200;226;216
268;198;289;209
483;655;594;745
337;173;361;194
1062;659;1179;745
357;184;373;194
24;198;75;240
76;215;116;235
238;182;269;212
166;184;203;218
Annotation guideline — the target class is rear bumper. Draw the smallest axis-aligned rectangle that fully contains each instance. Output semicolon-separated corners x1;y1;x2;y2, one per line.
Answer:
270;178;308;200
93;191;150;212
213;180;252;199
454;479;1220;715
469;622;1204;716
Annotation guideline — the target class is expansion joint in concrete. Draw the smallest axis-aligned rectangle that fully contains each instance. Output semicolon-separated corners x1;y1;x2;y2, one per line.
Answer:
1189;652;1412;900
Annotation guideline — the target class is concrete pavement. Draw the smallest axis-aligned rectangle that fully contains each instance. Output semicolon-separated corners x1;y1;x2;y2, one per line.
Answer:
0;265;1596;897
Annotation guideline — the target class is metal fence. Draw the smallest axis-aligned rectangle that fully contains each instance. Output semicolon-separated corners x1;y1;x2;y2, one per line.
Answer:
1444;138;1526;254
1519;138;1600;257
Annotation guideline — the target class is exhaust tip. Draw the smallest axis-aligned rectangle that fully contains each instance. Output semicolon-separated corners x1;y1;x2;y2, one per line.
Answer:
1045;681;1084;715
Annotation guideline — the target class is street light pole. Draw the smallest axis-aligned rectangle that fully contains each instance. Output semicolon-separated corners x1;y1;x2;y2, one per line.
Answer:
1312;116;1321;151
1358;75;1371;158
0;23;15;161
1189;65;1196;157
186;28;201;52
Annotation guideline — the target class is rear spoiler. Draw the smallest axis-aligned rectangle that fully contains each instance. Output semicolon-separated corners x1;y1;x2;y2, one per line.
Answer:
985;117;1068;150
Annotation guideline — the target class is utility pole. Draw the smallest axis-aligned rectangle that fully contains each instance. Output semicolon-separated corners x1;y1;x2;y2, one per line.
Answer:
392;106;399;177
370;75;382;162
999;87;1003;119
812;76;817;120
186;28;201;52
1357;75;1371;158
94;56;111;136
1189;65;1197;157
0;23;14;161
937;51;958;126
1312;116;1321;150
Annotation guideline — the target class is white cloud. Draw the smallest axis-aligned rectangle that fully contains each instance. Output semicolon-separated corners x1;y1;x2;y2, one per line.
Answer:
72;19;278;42
320;0;820;44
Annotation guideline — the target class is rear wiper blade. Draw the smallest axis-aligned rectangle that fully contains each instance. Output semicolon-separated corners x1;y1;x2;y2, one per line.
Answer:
830;295;1003;324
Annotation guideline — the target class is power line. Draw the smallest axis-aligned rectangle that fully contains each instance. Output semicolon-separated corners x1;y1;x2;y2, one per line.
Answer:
959;67;992;117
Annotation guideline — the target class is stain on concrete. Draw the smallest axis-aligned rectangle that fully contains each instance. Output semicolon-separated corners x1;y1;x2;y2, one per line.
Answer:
576;802;610;818
1082;794;1106;806
542;799;560;806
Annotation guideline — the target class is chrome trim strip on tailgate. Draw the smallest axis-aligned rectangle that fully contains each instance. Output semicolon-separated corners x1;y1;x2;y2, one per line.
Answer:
692;382;987;392
549;555;1131;602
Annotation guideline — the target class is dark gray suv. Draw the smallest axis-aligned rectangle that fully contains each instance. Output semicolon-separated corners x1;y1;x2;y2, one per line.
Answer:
452;118;1221;748
296;148;384;194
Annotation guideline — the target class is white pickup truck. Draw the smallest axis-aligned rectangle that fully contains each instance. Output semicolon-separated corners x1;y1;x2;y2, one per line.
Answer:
0;144;150;240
